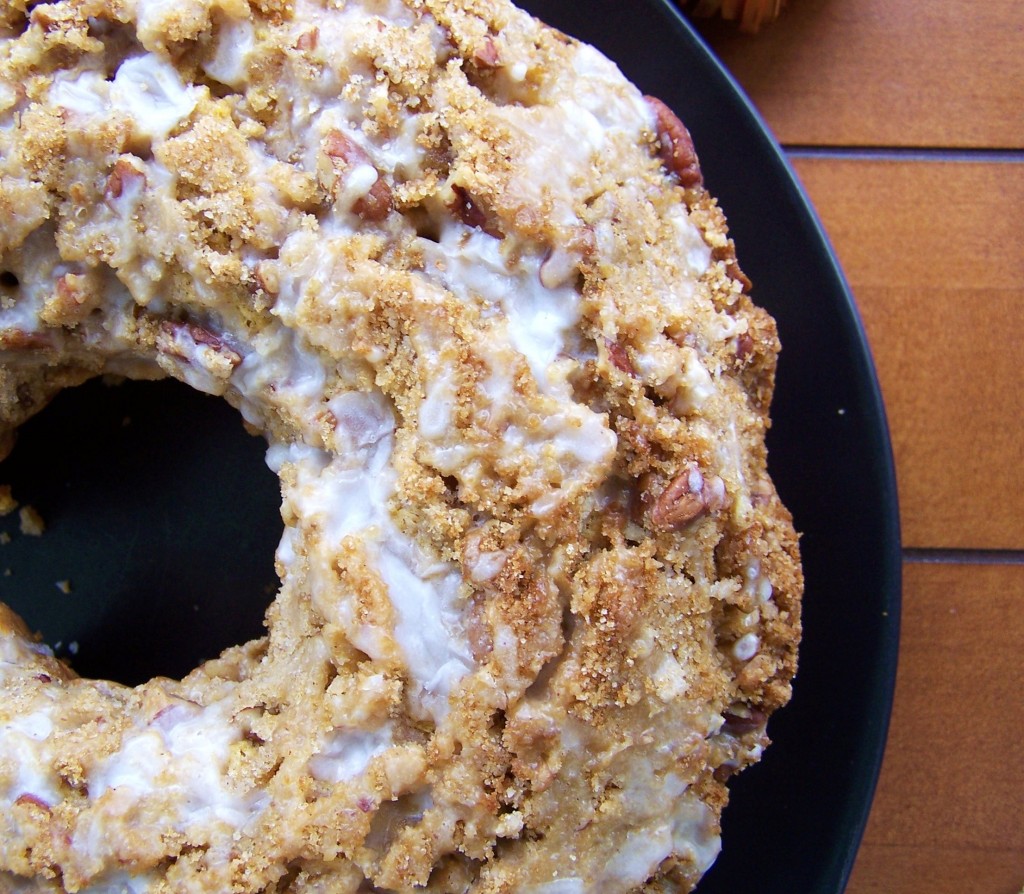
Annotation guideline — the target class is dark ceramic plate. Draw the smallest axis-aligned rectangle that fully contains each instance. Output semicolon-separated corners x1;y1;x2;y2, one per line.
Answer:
0;3;900;892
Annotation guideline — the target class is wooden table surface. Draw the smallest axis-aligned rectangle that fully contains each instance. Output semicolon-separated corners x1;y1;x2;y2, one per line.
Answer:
690;2;1024;891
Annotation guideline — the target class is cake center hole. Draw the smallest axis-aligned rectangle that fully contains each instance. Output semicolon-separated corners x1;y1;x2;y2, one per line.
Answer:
0;377;282;686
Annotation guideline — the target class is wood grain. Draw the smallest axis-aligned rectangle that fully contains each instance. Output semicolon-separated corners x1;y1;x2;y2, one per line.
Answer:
846;561;1024;893
694;0;1024;149
789;156;1024;550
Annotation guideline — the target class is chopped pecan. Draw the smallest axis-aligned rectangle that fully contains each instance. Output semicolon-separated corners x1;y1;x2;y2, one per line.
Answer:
355;181;393;222
465;597;494;661
56;274;83;306
650;463;726;531
105;158;145;201
14;793;51;813
727;259;753;292
189;325;229;351
323;131;359;163
324;130;393;222
721;707;767;736
713;243;752;292
472;36;501;68
294;27;319;51
151;697;202;731
0;328;54;350
713;762;739;783
449;183;490;232
568;224;597;258
157;320;242;373
735;332;755;362
750;477;774;507
604;338;636;376
254;261;280;297
539;245;582;289
28;6;62;30
645;95;703;189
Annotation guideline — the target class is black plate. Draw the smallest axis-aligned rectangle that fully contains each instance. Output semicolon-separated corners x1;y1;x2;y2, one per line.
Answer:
515;1;902;891
0;3;901;891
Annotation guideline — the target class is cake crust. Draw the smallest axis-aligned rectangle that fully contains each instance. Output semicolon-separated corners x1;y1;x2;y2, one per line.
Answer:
0;2;802;892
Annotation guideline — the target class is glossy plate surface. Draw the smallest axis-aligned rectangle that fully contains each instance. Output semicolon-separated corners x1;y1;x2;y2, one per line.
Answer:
0;3;901;892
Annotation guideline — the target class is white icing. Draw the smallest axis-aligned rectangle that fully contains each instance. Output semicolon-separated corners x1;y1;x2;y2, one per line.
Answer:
0;709;61;805
340;162;381;205
732;633;760;662
569;43;652;131
375;543;473;715
9;709;53;742
678;350;715;411
268;439;473;722
669;794;722;876
49;71;109;117
51;57;198;142
308;726;392;783
650;653;690;702
377;112;432;179
77;869;159;894
89;702;263;828
467;550;506;583
418;373;457;441
112;56;198;140
271;0;428;177
599;782;720;889
422;225;581;390
416;224;617;516
742;561;774;604
668;204;713;278
233;324;328;432
523;882;586;894
326;389;396;453
202;17;256;89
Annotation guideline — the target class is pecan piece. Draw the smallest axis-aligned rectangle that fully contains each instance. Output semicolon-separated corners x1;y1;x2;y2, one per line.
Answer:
713;243;752;292
735;332;755;363
721;707;768;736
157;320;242;379
465;598;494;662
324;130;393;222
14;793;52;813
650;463;726;531
105;158;146;201
604;338;636;376
472;36;500;68
294;27;319;51
0;328;54;350
713;762;739;783
645;95;703;189
449;184;489;231
253;261;280;297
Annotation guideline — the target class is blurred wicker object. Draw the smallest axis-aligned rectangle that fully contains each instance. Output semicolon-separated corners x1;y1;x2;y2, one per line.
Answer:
686;0;787;32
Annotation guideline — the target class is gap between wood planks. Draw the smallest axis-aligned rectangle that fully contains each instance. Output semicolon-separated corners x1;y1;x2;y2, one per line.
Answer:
784;146;1024;163
902;548;1024;566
